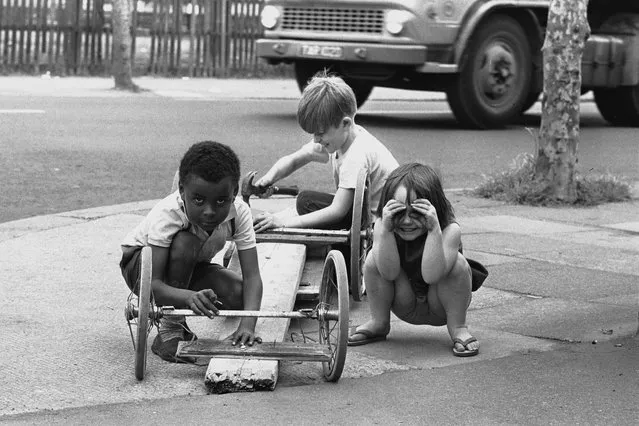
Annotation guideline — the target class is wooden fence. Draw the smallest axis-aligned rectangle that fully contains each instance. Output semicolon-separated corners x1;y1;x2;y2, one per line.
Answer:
0;0;272;76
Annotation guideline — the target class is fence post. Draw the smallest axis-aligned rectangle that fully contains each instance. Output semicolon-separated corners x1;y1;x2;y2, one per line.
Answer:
220;0;227;76
65;0;81;73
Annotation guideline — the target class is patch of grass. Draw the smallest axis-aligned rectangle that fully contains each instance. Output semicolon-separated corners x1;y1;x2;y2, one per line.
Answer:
473;153;633;206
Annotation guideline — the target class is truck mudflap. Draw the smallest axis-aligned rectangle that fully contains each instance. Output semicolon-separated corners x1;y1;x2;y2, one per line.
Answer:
256;39;427;65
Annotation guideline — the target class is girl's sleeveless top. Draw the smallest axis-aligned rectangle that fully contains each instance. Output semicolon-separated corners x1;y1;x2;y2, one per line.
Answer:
395;230;463;289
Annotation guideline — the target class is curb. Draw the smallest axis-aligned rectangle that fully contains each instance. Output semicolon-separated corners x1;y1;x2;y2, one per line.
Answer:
0;75;597;102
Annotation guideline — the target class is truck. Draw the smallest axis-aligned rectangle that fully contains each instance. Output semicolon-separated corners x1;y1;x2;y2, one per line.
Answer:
255;0;639;129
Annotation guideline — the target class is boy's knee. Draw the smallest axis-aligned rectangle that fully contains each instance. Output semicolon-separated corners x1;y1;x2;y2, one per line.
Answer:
295;190;314;215
170;231;201;261
216;272;244;309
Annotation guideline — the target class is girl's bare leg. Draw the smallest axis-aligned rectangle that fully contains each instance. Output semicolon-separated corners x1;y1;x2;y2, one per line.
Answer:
353;255;395;335
429;254;478;352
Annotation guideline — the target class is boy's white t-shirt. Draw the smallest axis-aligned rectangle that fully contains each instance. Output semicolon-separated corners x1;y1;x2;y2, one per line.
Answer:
121;191;256;263
301;125;398;219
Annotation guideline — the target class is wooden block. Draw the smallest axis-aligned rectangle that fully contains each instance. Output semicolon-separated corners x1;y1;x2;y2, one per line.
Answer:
205;359;279;394
203;242;306;394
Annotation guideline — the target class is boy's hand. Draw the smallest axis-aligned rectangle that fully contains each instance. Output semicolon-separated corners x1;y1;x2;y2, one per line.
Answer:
380;199;406;232
253;212;284;233
231;325;262;347
410;199;439;231
254;176;271;188
187;289;220;318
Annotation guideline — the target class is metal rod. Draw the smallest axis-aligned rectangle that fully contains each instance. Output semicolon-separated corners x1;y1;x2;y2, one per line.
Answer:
161;307;316;319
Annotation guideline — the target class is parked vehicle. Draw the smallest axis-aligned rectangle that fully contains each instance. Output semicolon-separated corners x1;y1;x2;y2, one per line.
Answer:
256;0;639;129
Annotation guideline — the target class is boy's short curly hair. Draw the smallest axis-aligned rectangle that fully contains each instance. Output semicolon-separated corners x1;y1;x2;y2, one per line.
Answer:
179;141;240;186
297;70;357;134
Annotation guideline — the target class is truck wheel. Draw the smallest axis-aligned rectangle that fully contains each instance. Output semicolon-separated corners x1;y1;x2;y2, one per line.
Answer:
521;90;541;114
594;86;639;126
294;61;374;108
447;15;532;129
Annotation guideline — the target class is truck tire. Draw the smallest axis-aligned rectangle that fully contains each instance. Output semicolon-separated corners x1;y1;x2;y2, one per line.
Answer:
447;15;532;129
521;90;541;114
594;86;639;126
294;61;374;108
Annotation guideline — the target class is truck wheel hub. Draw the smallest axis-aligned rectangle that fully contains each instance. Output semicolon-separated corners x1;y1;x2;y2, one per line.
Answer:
479;44;516;100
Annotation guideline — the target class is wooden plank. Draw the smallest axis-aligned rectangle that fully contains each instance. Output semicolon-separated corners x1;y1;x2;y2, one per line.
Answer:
202;242;306;394
297;256;323;300
178;339;330;362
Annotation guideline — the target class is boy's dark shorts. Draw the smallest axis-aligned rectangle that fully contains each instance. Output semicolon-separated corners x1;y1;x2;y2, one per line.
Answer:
120;246;144;295
120;246;226;295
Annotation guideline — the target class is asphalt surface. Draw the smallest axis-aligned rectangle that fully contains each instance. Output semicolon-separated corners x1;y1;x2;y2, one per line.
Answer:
0;76;637;424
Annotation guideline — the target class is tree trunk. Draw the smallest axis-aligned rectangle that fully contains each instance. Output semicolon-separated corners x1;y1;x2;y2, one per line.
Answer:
535;0;590;202
112;0;138;91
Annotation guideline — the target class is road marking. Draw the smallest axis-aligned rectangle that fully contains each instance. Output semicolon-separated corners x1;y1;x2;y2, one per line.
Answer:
154;90;205;98
359;109;452;115
0;109;45;114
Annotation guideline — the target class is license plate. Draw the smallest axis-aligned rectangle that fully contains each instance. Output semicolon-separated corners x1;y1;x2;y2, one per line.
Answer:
300;45;343;59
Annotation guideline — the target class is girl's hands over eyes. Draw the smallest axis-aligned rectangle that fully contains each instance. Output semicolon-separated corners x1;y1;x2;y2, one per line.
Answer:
380;199;406;232
410;199;439;231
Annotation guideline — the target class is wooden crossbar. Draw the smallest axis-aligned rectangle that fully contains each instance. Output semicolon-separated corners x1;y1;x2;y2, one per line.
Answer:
177;339;331;362
256;228;350;245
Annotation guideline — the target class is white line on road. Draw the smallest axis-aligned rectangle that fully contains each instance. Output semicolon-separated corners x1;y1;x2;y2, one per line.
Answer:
0;109;46;114
359;110;452;115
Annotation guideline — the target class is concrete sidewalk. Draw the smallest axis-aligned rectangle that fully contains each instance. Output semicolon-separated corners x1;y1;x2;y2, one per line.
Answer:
0;191;637;419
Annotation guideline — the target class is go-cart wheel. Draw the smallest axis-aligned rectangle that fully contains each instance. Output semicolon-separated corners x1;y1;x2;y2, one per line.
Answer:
349;168;371;301
318;250;349;382
135;246;153;381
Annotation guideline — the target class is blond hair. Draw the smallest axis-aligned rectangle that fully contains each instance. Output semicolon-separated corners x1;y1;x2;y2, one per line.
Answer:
297;70;357;133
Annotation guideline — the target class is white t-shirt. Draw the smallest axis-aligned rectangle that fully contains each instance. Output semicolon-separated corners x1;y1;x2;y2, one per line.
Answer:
121;191;256;263
301;125;398;219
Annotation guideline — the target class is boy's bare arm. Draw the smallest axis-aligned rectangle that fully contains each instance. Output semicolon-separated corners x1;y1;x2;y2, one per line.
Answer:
284;187;353;228
256;143;327;187
234;247;264;345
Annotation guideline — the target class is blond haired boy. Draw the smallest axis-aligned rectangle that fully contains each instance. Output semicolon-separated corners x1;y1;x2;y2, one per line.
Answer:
253;71;398;232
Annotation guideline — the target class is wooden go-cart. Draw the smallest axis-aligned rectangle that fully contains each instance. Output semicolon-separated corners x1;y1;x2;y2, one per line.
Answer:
124;246;350;383
242;168;373;301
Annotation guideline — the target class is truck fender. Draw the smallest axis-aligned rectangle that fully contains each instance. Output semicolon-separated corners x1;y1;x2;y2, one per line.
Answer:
453;0;544;66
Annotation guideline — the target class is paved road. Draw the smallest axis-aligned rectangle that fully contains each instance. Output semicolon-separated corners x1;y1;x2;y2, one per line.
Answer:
0;77;637;424
2;77;637;224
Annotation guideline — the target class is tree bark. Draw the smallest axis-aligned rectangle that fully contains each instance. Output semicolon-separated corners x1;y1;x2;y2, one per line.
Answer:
111;0;138;91
535;0;590;202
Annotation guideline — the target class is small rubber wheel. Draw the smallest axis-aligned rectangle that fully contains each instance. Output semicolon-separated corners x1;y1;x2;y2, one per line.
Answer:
135;246;153;381
349;168;371;301
318;250;349;382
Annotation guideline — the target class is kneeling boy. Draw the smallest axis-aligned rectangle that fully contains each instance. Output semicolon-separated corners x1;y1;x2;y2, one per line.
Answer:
120;141;263;363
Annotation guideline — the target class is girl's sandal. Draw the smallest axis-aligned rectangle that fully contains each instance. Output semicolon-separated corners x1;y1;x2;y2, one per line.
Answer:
452;336;479;357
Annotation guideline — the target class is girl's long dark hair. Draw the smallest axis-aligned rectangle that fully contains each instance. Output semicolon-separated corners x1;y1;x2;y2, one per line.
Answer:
377;163;455;229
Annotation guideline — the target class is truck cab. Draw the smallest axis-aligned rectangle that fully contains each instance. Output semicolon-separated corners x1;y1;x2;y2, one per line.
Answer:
257;0;639;128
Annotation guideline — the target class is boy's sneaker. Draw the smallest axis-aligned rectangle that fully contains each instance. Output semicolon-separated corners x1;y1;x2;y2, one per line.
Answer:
151;316;198;364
